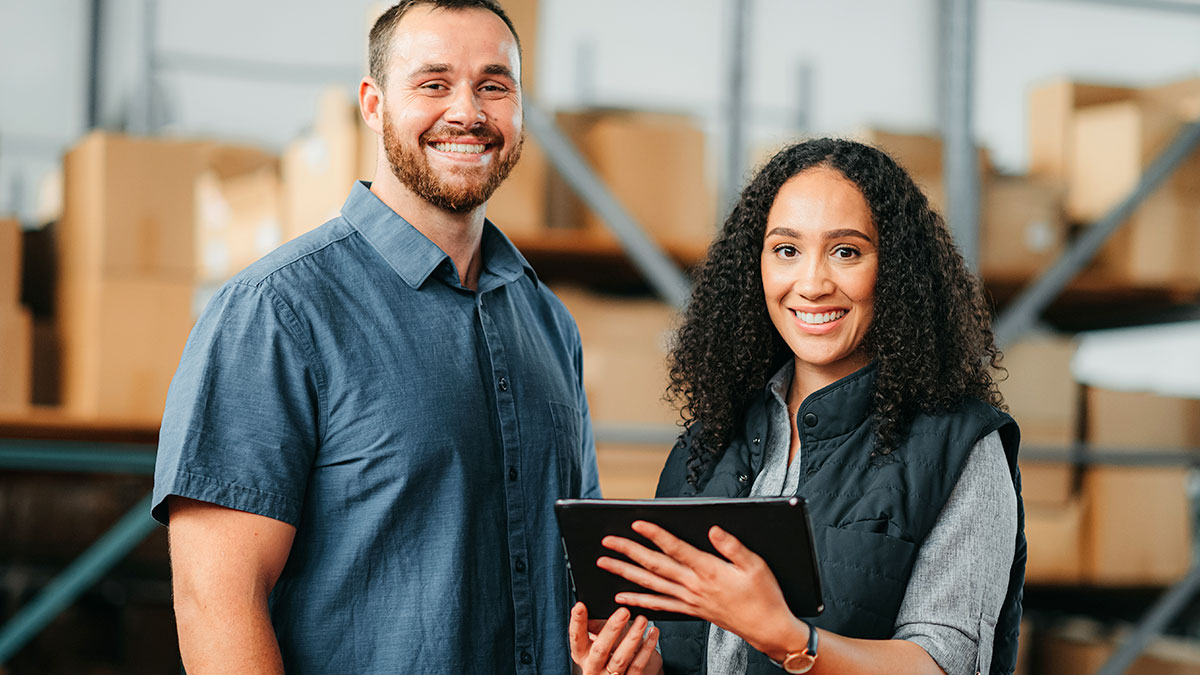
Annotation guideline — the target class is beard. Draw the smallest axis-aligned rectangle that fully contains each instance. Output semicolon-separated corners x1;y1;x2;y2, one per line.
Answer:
383;112;524;214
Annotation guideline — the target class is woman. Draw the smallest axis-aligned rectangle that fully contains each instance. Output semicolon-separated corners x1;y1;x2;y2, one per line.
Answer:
568;138;1024;675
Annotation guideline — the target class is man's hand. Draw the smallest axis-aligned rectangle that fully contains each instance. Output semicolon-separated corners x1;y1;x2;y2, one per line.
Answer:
168;496;296;674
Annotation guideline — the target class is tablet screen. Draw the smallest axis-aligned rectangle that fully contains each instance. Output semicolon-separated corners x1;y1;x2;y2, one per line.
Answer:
554;497;823;622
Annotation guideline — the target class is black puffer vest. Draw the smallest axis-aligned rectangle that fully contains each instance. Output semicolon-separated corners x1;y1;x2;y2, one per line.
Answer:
654;365;1025;675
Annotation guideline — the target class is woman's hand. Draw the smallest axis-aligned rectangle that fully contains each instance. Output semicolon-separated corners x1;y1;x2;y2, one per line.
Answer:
568;602;662;675
597;521;807;661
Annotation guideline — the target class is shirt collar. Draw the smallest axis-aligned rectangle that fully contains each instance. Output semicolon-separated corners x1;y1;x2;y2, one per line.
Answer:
339;181;536;291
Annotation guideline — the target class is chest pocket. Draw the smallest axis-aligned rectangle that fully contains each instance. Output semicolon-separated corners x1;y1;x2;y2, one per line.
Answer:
814;524;916;639
550;401;583;499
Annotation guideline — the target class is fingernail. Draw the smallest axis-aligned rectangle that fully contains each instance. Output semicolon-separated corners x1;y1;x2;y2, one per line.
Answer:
615;594;628;603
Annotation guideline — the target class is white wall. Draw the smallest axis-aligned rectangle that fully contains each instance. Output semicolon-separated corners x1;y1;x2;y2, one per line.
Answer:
1;0;1199;222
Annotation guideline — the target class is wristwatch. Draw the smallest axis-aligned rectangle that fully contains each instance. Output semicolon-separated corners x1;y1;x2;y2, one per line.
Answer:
779;619;818;673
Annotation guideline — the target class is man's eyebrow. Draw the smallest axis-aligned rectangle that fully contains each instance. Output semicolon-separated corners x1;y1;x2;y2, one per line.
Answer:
411;63;451;76
482;64;516;80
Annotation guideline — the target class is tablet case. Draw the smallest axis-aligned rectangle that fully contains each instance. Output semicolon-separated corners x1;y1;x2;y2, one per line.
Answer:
554;497;823;622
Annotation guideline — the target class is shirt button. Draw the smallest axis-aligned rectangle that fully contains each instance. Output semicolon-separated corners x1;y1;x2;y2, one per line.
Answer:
515;558;526;573
752;436;760;444
499;377;509;392
803;412;818;428
508;467;518;481
520;650;533;664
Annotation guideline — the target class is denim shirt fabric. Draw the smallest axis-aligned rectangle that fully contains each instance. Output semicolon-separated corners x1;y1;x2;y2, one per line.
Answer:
153;181;602;674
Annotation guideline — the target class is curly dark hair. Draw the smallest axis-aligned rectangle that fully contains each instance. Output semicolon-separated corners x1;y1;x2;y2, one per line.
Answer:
668;137;1004;486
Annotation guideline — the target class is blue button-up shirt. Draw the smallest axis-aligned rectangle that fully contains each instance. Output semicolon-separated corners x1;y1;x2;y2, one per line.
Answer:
153;181;601;674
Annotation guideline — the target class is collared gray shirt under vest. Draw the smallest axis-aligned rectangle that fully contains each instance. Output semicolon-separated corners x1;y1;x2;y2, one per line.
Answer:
654;362;1026;675
705;361;1017;675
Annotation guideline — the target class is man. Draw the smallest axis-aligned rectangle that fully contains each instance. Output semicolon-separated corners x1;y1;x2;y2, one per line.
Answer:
153;2;601;672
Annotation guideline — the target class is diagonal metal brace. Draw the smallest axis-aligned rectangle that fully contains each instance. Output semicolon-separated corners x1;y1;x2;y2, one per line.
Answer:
994;121;1200;348
523;103;693;310
0;492;159;664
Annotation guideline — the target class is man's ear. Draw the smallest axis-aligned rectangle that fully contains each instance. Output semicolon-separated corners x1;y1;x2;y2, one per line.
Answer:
359;76;384;135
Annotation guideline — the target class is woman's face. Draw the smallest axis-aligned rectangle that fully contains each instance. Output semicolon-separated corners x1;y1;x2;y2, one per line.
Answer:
761;166;878;385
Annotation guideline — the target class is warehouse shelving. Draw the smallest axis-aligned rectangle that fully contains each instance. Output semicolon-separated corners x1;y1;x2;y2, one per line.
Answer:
3;1;1200;672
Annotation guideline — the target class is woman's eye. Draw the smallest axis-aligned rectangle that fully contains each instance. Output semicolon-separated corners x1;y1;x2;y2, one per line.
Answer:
833;246;860;259
774;245;798;258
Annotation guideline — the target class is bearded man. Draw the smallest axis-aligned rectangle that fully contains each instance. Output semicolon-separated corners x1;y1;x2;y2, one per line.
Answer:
153;2;601;673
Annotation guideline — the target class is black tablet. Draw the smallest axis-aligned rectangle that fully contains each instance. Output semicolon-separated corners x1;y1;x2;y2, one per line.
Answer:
554;497;823;622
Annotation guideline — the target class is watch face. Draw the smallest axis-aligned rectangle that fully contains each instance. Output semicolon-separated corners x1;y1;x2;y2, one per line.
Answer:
782;652;816;674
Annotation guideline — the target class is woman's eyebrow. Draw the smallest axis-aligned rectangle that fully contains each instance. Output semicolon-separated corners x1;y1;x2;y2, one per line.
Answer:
764;226;801;239
823;228;873;242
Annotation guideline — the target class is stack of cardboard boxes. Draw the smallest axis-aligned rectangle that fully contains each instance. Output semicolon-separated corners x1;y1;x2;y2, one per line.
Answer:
553;285;678;499
1030;76;1200;290
1003;335;1197;587
852;128;1067;285
0;217;33;414
55;133;275;424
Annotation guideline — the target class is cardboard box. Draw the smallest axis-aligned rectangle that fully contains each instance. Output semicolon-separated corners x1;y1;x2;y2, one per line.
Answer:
1024;497;1084;585
1037;619;1200;675
1145;76;1200;121
59;132;275;281
596;444;672;499
1086;387;1200;450
486;137;549;239
1020;461;1075;507
503;0;539;95
57;276;194;423
1028;79;1136;184
999;336;1079;447
854;128;991;179
553;286;678;426
195;164;283;282
550;110;717;257
980;176;1066;282
1082;465;1192;585
282;89;376;242
0;306;33;413
1085;193;1200;289
1068;99;1200;223
0;218;20;306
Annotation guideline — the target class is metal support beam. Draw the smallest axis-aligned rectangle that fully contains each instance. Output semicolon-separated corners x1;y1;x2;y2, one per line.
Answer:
941;0;980;270
0;441;156;474
86;0;104;129
0;493;158;664
524;103;692;309
994;121;1200;348
721;0;751;215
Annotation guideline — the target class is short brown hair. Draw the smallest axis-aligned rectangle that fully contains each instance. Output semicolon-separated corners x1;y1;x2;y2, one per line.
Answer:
368;0;523;90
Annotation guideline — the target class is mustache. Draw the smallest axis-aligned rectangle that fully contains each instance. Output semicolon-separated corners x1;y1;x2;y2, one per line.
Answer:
419;125;502;145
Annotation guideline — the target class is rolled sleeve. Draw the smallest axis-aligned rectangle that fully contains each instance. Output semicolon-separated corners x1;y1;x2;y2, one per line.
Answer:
892;431;1017;675
152;280;323;526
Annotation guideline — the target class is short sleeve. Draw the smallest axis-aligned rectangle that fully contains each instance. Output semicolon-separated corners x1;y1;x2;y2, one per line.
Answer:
152;281;323;527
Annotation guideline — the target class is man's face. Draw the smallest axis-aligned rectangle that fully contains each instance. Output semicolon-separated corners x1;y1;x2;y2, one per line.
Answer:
379;6;524;213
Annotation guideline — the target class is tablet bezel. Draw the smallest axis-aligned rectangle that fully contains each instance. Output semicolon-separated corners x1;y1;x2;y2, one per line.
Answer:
554;497;824;622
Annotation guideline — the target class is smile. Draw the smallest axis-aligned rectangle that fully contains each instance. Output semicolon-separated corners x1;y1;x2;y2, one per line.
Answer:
430;142;488;154
791;309;847;325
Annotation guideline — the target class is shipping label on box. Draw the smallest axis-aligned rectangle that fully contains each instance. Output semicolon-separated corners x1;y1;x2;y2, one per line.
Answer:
980;176;1066;282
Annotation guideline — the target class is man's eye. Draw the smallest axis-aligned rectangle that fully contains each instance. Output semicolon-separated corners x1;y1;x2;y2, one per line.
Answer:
479;84;510;97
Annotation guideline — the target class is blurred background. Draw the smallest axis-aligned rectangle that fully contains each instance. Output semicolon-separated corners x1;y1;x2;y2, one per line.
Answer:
1;0;1199;673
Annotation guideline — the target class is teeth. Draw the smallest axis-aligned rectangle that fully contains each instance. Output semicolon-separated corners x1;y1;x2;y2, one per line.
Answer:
432;142;486;154
793;309;847;325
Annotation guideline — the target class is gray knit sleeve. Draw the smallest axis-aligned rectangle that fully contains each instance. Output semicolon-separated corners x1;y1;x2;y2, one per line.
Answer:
892;431;1017;675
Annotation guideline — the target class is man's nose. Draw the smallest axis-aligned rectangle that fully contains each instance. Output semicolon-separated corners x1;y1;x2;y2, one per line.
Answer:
443;87;486;127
